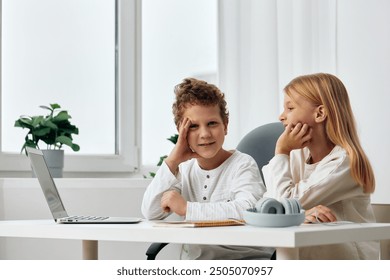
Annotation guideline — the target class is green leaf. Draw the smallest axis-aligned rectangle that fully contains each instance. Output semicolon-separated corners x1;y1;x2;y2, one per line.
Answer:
14;119;31;128
71;143;80;151
18;117;34;127
39;105;53;112
59;125;79;135
157;155;167;166
34;127;51;136
56;135;73;146
42;120;58;130
31;116;44;127
53;111;70;122
50;103;61;110
167;134;178;144
55;136;80;151
14;120;22;128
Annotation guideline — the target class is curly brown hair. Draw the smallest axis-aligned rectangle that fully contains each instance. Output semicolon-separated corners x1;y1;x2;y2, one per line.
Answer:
172;78;229;126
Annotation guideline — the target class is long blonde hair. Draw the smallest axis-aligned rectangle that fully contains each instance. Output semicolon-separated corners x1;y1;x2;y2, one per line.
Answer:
284;73;375;193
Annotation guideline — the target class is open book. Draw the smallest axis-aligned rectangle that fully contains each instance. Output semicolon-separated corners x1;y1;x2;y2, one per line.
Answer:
153;219;245;228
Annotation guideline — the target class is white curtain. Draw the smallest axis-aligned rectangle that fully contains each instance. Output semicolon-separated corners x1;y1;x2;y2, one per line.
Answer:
218;0;337;148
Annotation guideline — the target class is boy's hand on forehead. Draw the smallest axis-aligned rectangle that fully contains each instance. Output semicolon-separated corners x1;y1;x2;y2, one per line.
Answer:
165;118;200;175
275;122;312;155
176;118;201;159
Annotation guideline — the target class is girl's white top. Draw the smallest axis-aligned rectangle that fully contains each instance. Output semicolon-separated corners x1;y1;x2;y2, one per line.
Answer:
263;145;379;259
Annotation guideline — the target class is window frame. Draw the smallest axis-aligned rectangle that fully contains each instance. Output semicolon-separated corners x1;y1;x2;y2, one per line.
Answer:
0;0;140;174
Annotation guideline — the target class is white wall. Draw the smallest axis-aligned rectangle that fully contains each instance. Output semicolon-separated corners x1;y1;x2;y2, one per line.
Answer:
336;0;390;203
219;0;390;203
0;178;179;260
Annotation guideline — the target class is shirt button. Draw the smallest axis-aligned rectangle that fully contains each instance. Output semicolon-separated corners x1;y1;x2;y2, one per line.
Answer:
204;185;207;189
206;175;210;178
203;197;207;200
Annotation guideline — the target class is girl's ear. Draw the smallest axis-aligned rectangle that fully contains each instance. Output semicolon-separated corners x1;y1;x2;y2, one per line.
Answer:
315;105;327;123
224;119;229;135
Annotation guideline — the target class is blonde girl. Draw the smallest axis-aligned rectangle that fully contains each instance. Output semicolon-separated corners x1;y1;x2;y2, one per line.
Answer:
263;73;378;259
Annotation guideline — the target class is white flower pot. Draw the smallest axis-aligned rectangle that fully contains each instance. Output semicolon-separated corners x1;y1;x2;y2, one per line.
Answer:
32;149;64;178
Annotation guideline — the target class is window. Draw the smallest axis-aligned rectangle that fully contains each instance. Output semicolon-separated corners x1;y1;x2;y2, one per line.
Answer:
0;0;217;175
0;0;138;174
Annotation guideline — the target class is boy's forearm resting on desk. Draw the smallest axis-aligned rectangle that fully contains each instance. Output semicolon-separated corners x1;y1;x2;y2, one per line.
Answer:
161;190;187;216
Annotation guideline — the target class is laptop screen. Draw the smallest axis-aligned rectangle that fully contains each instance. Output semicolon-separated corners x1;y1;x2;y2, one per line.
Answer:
27;148;69;220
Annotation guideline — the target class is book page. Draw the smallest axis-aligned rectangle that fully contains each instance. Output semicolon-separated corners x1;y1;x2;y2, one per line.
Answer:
153;219;245;228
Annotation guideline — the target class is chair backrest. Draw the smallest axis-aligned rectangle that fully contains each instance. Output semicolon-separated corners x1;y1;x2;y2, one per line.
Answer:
236;122;284;184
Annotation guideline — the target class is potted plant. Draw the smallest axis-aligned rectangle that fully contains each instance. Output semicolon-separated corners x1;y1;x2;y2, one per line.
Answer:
14;103;80;177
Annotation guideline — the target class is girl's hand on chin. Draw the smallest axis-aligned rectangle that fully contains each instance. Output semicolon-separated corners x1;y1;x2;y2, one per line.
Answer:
275;123;312;154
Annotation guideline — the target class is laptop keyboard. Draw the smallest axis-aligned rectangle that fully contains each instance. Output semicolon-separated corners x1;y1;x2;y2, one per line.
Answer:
65;215;109;221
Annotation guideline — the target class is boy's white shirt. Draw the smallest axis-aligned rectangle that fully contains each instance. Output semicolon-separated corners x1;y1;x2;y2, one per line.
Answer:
141;150;274;260
142;150;266;221
262;145;379;260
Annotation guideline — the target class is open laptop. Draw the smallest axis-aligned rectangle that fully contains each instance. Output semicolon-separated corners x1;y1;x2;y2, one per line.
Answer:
26;147;142;224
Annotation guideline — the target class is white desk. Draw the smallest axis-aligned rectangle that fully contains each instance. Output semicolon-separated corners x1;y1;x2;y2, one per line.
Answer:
1;219;390;260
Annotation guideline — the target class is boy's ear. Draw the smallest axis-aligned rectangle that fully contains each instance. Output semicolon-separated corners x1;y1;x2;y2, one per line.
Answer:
314;105;327;123
175;119;182;131
224;120;229;135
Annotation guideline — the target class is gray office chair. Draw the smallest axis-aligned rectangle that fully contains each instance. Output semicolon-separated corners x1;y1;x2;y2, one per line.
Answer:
145;122;284;260
236;122;284;184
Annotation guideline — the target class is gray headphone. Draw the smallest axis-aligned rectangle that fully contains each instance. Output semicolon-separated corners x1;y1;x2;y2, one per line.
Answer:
243;197;305;227
255;197;302;214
